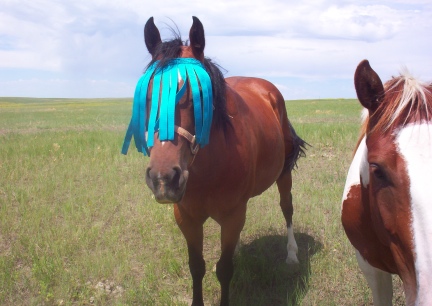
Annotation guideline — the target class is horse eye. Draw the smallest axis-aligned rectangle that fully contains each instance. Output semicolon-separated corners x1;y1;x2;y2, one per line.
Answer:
370;163;387;181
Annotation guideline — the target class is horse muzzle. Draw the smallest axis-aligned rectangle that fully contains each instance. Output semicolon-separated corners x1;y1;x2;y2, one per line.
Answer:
145;166;189;203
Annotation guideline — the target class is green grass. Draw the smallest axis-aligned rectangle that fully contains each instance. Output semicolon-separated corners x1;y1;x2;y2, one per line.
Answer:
0;97;405;305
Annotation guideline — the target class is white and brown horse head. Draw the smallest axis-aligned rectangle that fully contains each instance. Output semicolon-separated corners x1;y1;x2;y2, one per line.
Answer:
342;60;432;305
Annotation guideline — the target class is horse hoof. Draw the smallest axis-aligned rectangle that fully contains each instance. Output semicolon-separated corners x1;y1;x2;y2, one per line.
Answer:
286;255;300;275
285;251;300;265
286;258;299;265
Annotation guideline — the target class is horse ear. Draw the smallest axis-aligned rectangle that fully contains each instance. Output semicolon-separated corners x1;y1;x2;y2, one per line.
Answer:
189;16;205;60
144;17;162;57
354;60;384;113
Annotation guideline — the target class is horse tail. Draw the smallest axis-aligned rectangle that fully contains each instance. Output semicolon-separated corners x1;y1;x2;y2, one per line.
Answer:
285;121;308;172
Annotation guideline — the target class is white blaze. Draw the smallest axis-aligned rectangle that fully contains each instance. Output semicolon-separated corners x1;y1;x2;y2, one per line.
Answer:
342;137;369;207
396;123;432;304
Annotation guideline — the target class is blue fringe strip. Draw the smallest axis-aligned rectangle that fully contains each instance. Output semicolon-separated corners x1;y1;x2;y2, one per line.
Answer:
122;58;213;156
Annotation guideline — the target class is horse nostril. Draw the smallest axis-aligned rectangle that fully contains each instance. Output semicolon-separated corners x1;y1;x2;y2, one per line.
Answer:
146;167;152;181
146;166;180;184
172;166;182;184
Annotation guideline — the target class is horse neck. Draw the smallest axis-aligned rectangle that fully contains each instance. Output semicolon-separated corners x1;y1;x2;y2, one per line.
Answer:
187;89;242;184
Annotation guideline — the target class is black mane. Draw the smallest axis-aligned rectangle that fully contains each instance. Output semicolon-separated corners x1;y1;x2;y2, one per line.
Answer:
145;36;231;132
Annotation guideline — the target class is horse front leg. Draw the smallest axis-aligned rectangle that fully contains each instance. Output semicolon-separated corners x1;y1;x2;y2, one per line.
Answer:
217;205;246;306
174;204;206;306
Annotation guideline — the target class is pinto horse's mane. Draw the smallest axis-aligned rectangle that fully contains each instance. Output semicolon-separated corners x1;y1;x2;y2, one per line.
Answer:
145;35;231;132
358;72;432;142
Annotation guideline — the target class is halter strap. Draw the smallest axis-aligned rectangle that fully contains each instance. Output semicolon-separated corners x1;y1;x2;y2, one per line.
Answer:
175;125;199;155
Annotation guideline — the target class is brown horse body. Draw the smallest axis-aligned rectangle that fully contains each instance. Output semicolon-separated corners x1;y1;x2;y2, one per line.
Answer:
342;60;432;305
176;76;294;218
129;17;306;305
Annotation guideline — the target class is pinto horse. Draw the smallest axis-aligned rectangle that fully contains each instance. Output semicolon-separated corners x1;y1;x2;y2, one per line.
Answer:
342;60;432;305
122;17;306;305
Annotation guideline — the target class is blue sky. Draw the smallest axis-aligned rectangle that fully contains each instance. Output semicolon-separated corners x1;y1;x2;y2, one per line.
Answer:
0;0;431;100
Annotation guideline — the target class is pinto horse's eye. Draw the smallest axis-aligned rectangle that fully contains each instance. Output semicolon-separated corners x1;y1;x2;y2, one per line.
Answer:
369;163;388;182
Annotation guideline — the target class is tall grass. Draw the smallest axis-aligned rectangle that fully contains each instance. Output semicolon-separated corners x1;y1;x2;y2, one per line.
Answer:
0;97;404;305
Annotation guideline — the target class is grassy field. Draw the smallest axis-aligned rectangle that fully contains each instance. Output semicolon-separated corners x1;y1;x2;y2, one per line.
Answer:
0;97;404;305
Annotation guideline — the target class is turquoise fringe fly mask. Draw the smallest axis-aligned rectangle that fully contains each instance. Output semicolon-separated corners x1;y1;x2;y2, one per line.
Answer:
122;58;213;156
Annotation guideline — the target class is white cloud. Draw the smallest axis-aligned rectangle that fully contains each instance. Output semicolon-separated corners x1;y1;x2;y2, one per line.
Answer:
295;5;402;41
0;0;431;98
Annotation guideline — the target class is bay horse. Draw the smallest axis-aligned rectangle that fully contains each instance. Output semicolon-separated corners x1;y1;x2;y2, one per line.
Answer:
342;60;432;305
122;17;306;305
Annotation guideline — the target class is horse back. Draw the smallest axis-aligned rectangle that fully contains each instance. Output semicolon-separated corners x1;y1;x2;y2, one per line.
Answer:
226;77;305;169
226;77;286;120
